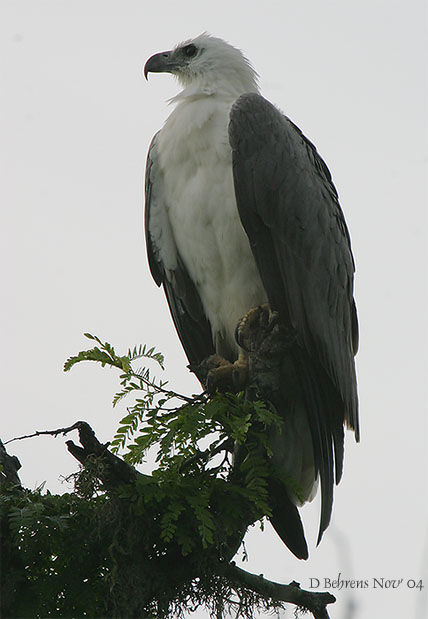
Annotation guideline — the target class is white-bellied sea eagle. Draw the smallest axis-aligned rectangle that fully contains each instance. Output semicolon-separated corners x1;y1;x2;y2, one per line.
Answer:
144;33;359;560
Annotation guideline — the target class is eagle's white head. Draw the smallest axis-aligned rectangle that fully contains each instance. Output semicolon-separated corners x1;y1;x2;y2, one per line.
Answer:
144;33;259;98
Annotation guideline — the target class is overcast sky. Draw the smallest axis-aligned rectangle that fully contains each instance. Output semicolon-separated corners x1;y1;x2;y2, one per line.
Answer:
1;1;427;618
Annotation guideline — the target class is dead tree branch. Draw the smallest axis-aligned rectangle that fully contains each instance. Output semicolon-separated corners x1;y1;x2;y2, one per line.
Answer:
218;561;336;619
64;420;143;487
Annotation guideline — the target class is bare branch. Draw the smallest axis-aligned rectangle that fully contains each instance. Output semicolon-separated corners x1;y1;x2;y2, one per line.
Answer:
3;420;143;489
217;562;336;619
4;421;83;445
64;421;146;488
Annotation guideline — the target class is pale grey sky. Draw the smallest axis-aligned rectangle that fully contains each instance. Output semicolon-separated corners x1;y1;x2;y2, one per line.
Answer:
1;1;427;618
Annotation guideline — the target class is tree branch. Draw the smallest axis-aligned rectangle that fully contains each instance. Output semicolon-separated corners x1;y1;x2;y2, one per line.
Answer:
217;561;336;619
4;421;145;489
64;421;143;488
0;440;22;487
3;422;83;445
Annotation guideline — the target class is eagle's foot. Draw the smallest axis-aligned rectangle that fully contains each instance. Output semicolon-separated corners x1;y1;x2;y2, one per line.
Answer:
198;353;249;394
235;304;280;352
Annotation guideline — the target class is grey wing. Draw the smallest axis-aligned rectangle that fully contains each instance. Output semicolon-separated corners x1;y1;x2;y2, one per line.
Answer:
229;93;359;542
145;135;215;366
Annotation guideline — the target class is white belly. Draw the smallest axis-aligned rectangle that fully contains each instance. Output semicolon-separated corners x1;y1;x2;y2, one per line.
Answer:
157;97;267;356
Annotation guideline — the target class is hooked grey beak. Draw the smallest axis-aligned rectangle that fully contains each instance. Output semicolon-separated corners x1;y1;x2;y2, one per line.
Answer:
144;51;176;80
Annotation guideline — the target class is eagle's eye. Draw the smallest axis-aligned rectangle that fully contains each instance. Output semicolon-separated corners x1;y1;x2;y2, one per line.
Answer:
182;44;197;58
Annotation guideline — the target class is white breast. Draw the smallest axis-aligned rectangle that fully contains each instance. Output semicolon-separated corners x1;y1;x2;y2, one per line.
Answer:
156;95;267;357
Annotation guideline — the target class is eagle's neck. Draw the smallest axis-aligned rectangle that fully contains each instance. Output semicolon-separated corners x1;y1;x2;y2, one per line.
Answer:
170;68;259;103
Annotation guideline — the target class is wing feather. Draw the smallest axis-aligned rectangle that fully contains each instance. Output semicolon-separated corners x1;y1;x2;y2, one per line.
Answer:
229;93;359;541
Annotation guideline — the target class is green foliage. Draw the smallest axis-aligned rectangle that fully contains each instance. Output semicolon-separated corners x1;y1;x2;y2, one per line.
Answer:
1;335;289;618
1;480;282;619
64;335;284;546
1;485;110;617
